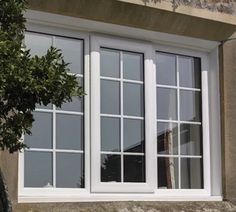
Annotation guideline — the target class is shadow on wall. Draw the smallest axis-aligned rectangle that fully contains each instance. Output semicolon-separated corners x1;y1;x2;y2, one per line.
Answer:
0;169;12;212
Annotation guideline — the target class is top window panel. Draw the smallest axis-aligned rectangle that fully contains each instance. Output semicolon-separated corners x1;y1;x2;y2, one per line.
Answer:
123;52;143;81
179;56;201;89
54;37;83;75
25;33;52;57
156;52;201;89
156;52;176;86
101;48;120;78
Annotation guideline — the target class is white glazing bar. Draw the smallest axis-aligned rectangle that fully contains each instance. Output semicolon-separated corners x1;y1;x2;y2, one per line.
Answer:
176;55;181;189
55;149;84;153
35;108;53;113
101;151;145;156
100;76;143;84
120;51;124;183
156;119;201;125
156;84;201;92
52;36;57;188
157;154;202;158
27;148;54;152
55;110;84;116
101;114;144;120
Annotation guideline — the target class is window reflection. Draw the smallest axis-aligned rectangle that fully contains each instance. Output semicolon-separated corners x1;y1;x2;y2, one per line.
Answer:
157;122;178;155
101;154;121;182
158;157;178;189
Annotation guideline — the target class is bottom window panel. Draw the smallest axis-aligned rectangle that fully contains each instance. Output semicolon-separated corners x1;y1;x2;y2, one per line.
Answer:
24;151;53;188
181;158;203;189
56;153;84;188
158;157;179;189
101;154;121;182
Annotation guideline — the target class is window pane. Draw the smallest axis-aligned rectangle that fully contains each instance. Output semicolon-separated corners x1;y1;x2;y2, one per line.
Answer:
36;103;52;110
25;32;52;57
56;153;84;188
181;158;203;189
55;37;83;74
156;52;176;86
101;154;121;182
158;157;178;189
101;117;120;152
180;124;202;155
123;52;143;81
180;90;201;122
157;88;177;120
101;48;120;78
157;122;178;155
124;155;145;182
58;78;84;112
24;151;53;187
179;56;201;88
123;83;144;117
56;114;83;150
24;112;52;149
101;80;120;115
124;119;144;153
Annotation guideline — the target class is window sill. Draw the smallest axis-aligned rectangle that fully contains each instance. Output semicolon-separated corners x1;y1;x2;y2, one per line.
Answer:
18;193;222;203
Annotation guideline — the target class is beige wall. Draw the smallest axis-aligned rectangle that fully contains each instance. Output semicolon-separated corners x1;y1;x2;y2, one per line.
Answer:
220;39;236;202
28;0;236;41
1;0;236;210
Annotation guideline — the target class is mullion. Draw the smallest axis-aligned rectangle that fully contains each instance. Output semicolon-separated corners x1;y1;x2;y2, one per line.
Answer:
176;55;181;189
120;50;124;183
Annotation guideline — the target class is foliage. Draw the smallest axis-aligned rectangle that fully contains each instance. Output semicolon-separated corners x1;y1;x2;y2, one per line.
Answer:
0;0;84;153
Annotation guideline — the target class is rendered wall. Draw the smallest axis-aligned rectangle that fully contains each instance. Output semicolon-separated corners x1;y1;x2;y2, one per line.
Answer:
1;0;236;210
220;38;236;203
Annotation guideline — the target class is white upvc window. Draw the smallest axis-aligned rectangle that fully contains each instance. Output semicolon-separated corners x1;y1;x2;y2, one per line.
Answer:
18;15;221;202
91;36;155;193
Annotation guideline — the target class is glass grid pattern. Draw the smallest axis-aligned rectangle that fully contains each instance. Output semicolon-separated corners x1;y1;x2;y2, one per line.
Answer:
100;48;145;183
24;32;84;188
156;52;203;189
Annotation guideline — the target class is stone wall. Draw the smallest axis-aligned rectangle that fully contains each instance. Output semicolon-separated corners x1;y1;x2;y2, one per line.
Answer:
12;201;236;212
163;0;236;15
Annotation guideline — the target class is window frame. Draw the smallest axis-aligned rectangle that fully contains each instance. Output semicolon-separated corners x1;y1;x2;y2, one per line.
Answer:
18;26;91;197
18;11;221;202
90;35;156;193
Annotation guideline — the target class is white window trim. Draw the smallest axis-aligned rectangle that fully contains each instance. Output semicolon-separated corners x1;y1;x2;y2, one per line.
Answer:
18;10;222;202
90;35;155;193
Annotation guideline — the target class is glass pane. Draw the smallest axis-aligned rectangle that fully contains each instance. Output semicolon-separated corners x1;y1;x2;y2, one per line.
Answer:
157;88;177;120
180;90;201;122
101;48;120;78
56;114;83;150
179;56;201;88
25;32;52;57
124;155;145;182
123;52;143;81
181;158;203;189
55;37;83;74
101;80;120;115
101;154;121;182
101;117;120;152
36;103;52;110
157;122;178;155
123;82;144;117
24;112;52;149
124;119;144;153
56;153;84;188
156;52;176;86
180;124;202;155
24;151;53;187
58;78;84;112
158;157;178;189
